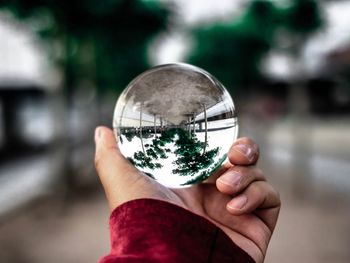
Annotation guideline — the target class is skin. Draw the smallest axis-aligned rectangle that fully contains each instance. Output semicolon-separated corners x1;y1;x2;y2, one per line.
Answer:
94;126;281;263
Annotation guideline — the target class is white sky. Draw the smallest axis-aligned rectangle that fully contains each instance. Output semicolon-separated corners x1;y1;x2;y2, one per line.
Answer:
263;0;350;78
169;0;244;25
0;14;49;86
303;0;350;75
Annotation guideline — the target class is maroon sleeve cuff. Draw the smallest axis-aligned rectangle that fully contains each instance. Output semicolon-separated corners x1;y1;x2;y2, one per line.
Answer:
100;198;255;263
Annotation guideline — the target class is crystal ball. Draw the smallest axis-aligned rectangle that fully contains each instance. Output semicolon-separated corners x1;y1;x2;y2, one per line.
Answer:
113;63;238;188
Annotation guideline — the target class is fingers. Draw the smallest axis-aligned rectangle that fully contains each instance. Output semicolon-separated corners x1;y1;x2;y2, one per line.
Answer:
202;160;233;184
226;181;281;231
204;137;259;184
228;137;259;165
94;126;148;210
226;181;280;213
215;161;280;231
216;166;265;195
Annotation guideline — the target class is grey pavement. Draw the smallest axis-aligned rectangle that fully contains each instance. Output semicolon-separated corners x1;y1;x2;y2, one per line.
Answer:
0;117;349;263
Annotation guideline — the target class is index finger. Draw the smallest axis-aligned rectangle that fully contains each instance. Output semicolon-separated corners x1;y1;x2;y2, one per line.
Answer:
204;137;259;184
228;137;259;165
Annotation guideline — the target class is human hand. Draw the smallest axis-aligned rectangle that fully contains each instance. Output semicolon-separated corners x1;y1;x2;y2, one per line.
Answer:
94;126;280;263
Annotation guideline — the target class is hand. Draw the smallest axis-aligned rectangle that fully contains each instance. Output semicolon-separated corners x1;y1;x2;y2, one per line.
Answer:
94;126;280;263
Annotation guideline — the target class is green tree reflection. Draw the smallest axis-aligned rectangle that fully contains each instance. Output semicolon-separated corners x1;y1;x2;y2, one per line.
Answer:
172;128;219;176
127;127;220;184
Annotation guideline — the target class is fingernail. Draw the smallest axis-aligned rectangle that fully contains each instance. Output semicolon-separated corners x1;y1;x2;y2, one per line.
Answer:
218;172;242;187
95;127;102;142
228;195;247;210
234;144;255;162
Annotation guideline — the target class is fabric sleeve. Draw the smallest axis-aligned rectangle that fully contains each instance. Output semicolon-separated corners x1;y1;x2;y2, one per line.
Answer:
99;198;255;263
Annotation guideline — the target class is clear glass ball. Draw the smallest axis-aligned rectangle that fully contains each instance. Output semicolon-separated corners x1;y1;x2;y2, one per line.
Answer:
113;63;238;188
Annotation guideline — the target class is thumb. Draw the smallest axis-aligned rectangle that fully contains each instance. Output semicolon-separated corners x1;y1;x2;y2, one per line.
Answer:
94;126;148;210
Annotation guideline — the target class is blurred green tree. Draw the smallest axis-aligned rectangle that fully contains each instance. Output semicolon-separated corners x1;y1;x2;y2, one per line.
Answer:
187;0;323;94
172;128;219;177
284;0;323;35
0;0;170;96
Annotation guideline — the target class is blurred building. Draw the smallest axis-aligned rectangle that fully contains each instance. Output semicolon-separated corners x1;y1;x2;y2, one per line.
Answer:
0;14;66;216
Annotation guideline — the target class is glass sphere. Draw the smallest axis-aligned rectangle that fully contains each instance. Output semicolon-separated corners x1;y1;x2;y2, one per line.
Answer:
113;63;238;188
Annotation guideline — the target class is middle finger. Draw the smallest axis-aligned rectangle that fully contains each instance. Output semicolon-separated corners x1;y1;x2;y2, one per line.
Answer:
216;165;266;195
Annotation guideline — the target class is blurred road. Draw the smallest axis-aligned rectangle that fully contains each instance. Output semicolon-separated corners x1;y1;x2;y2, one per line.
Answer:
0;190;110;263
0;117;349;263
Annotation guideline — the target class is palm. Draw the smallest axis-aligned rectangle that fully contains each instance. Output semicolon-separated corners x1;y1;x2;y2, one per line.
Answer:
172;184;269;263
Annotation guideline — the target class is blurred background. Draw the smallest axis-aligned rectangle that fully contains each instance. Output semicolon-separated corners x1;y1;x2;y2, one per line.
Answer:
0;0;349;262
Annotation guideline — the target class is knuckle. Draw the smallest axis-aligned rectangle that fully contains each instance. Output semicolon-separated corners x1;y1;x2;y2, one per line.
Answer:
271;187;281;205
247;181;264;197
231;165;245;174
239;167;252;183
233;166;266;185
254;168;266;180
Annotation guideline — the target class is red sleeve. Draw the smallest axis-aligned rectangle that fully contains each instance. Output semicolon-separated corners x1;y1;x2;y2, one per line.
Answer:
99;198;255;263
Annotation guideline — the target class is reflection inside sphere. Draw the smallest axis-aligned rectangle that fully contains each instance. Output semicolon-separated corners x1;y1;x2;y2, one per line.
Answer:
113;63;238;188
